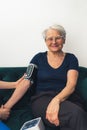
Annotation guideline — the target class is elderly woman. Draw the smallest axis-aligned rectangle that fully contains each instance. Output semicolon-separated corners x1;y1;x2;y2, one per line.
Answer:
2;24;87;130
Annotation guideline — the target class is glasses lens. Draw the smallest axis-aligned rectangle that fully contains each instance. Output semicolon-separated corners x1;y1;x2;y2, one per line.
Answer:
46;36;63;42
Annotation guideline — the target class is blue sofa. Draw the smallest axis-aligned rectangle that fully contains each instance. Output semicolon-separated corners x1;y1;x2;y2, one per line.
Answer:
0;66;87;130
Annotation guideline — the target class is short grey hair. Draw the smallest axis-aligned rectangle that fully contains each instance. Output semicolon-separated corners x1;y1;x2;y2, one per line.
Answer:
42;24;66;40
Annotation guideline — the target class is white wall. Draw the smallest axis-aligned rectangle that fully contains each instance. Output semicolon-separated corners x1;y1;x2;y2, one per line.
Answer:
0;0;87;67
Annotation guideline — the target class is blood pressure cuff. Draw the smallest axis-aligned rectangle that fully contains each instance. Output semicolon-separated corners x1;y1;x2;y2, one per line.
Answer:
24;63;38;84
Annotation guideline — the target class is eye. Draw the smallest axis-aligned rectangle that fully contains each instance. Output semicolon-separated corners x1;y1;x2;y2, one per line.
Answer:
56;36;63;40
48;37;53;41
46;37;53;41
46;36;63;42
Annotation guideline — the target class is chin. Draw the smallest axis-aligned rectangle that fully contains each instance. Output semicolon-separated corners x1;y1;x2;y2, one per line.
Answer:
51;50;59;53
51;47;62;51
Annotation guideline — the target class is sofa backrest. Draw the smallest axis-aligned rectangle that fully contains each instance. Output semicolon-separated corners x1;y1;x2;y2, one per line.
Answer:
0;66;87;110
0;67;26;82
76;67;87;104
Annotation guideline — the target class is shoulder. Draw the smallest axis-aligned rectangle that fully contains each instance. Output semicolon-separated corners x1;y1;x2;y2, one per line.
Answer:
65;53;79;70
66;53;78;61
30;52;46;64
33;52;46;59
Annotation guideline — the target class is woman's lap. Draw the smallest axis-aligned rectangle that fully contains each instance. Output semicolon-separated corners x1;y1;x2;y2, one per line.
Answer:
30;91;87;128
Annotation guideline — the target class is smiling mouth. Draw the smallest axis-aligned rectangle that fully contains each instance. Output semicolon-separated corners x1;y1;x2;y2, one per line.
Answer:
51;45;60;47
51;46;58;48
50;45;62;49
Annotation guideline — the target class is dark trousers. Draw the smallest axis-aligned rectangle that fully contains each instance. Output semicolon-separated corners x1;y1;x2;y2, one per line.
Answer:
31;91;87;130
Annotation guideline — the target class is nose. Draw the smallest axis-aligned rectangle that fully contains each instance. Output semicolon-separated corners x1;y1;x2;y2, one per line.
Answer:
52;38;56;43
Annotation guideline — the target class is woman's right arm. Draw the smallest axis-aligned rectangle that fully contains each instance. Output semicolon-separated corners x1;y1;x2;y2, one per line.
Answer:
3;79;31;109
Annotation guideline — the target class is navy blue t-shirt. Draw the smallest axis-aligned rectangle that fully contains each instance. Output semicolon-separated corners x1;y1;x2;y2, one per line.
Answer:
30;52;79;92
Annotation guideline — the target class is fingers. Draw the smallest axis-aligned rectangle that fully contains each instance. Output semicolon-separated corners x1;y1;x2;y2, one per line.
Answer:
46;112;59;126
51;119;59;126
1;104;4;108
0;105;10;120
17;75;24;83
2;112;10;120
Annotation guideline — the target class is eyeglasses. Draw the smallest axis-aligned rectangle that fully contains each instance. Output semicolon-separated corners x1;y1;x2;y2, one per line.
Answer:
46;35;63;42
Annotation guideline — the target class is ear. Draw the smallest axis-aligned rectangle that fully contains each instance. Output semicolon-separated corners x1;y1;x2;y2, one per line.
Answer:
63;38;65;44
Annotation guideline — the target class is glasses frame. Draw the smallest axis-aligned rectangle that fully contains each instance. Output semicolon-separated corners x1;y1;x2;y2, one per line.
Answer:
45;35;64;42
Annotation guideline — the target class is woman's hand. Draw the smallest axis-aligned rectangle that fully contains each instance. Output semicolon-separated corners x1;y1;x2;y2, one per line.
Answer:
46;96;60;126
0;105;10;120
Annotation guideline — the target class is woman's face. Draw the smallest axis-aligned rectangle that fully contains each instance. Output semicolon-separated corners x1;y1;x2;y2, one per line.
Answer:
45;29;65;53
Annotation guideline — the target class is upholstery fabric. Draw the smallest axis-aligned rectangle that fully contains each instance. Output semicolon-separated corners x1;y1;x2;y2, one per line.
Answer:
76;67;87;110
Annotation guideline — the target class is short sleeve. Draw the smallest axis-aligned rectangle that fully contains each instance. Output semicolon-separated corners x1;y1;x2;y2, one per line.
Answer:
29;53;42;66
68;54;79;71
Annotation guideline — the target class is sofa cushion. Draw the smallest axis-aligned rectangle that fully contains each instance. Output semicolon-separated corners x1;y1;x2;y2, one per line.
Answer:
3;105;33;130
76;67;87;110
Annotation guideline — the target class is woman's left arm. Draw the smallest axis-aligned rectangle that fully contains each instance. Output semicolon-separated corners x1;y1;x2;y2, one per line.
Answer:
55;69;78;102
46;70;78;126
